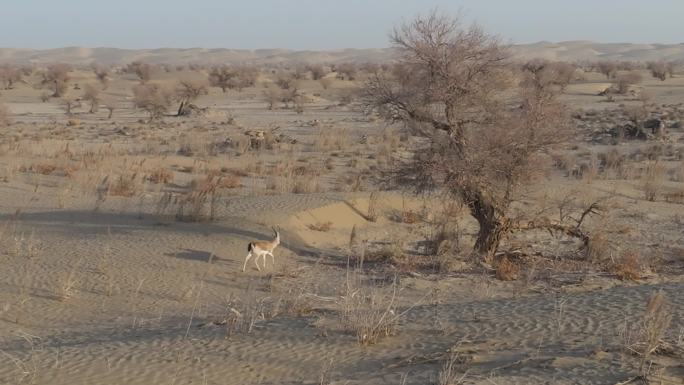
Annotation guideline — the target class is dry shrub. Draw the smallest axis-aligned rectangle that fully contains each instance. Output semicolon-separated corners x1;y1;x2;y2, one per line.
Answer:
638;291;672;376
362;243;404;265
494;256;520;281
156;176;224;222
641;162;665;201
108;172;140;197
177;176;223;221
586;229;610;263
341;272;399;345
56;268;78;301
307;222;333;232
613;251;642;281
146;167;174;184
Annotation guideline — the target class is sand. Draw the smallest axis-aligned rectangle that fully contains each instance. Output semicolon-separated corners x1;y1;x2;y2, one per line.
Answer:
0;60;682;385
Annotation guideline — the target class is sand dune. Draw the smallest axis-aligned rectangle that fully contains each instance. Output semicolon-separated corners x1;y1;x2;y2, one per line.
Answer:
1;42;684;65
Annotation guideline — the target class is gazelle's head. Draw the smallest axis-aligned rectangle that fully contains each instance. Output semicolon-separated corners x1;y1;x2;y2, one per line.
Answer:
272;226;280;244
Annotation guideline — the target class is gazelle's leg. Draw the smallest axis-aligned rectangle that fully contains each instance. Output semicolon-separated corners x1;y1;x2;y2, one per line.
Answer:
268;252;275;268
254;252;263;271
242;252;253;272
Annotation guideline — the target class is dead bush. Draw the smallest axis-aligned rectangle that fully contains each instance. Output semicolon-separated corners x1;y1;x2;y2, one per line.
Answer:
613;251;642;281
495;256;520;281
82;83;101;113
41;63;71;97
108;172;141;197
133;84;173;120
146;168;174;184
615;72;642;94
127;61;153;83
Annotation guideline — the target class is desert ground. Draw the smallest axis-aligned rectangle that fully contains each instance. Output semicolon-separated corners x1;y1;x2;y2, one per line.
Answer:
0;45;682;385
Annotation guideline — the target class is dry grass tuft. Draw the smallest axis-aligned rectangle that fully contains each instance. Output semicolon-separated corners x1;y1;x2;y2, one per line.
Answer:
638;291;672;376
341;273;400;345
366;192;379;222
641;162;665;201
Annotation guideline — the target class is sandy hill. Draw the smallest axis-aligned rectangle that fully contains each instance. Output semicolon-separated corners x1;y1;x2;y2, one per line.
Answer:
1;42;684;66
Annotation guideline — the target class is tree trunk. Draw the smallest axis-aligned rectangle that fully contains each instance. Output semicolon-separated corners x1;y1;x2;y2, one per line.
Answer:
464;190;509;263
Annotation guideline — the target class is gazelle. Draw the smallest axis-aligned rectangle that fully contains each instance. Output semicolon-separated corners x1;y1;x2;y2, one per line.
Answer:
242;227;280;272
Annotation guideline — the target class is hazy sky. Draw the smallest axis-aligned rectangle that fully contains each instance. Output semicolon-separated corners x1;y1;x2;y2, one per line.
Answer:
1;0;682;49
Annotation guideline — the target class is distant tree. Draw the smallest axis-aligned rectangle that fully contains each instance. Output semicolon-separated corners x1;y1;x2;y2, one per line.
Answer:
208;65;258;92
41;63;71;97
307;64;327;80
133;84;172;120
127;61;153;84
91;63;110;89
263;87;281;110
175;78;208;115
615;71;642;94
335;62;357;80
521;60;576;93
666;62;676;78
597;61;618;79
647;61;668;81
291;65;307;80
275;75;295;90
0;65;22;89
82;83;101;113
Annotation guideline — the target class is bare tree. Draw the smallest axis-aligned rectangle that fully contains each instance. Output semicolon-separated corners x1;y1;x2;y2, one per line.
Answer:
665;61;676;78
175;78;208;115
91;63;110;89
597;61;618;79
127;61;153;84
521;60;576;93
41;63;71;97
208;65;258;92
335;62;357;80
133;84;172;120
263;87;281;110
82;83;101;113
275;75;295;90
364;12;573;261
0;65;22;89
307;64;327;80
647;61;668;81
